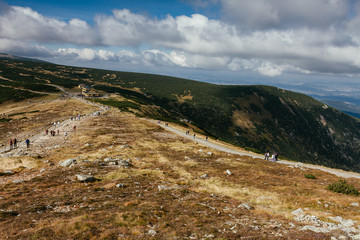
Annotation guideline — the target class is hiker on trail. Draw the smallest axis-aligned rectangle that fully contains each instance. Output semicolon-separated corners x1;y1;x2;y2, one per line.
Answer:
275;153;279;161
25;139;30;148
270;153;276;162
264;152;270;160
73;125;76;131
206;136;208;141
193;134;196;139
45;129;48;135
13;138;17;148
64;131;68;137
57;129;59;135
57;121;60;127
9;139;13;150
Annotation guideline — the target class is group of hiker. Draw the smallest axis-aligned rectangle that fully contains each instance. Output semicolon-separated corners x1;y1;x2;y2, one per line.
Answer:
9;138;30;150
264;152;279;162
71;115;82;121
46;129;59;136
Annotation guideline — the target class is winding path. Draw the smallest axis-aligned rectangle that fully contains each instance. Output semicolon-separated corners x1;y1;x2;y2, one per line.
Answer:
152;120;360;180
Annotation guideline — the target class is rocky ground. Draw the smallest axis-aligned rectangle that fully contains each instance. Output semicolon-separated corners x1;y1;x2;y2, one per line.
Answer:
1;94;360;239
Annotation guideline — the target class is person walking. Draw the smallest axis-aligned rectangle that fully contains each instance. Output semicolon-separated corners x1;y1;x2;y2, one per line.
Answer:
9;139;13;150
25;139;30;148
13;138;17;148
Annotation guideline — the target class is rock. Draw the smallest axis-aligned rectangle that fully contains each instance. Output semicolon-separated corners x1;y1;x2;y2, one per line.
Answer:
291;208;304;216
12;180;24;184
121;145;132;149
40;168;45;173
238;203;254;210
104;157;113;162
84;143;93;147
184;156;191;160
351;202;359;207
116;183;126;188
200;174;209;179
59;158;76;167
76;174;96;182
148;229;156;236
117;159;132;168
226;169;232;176
157;185;179;191
0;170;13;176
207;152;213;156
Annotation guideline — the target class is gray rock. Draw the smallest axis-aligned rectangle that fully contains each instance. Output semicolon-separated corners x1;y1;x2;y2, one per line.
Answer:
238;203;254;210
117;159;132;168
207;152;213;156
121;145;132;149
226;169;232;176
291;208;304;216
116;183;126;188
76;174;96;182
148;229;156;236
200;174;209;179
12;180;24;184
104;157;113;162
0;170;13;176
351;202;359;207
59;158;76;167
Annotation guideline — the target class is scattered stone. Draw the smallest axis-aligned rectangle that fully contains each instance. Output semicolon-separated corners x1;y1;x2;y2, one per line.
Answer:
12;180;24;184
116;183;127;188
207;152;213;156
0;170;13;176
291;208;304;216
226;169;232;176
148;229;156;236
40;168;45;173
121;145;132;148
104;157;113;162
200;174;209;179
238;203;254;210
59;158;76;167
351;202;359;207
184;156;191;160
84;143;93;147
76;174;96;182
117;159;132;168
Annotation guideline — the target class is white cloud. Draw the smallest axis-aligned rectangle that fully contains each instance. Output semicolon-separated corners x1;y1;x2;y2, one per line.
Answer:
2;3;360;78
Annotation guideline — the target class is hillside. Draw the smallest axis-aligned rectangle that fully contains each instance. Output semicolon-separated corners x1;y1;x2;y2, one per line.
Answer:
1;56;360;173
1;92;360;239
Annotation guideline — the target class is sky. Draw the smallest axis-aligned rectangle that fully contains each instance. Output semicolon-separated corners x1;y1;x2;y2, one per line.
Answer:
1;0;360;105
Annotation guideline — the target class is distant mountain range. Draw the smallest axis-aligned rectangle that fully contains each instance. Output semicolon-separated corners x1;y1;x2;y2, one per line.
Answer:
1;54;360;172
0;53;49;63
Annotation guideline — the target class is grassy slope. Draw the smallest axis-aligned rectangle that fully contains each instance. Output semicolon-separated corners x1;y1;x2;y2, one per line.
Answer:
1;98;360;239
1;58;360;172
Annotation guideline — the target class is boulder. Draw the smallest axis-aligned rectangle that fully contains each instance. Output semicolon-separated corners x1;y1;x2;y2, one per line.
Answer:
59;158;76;167
76;174;96;182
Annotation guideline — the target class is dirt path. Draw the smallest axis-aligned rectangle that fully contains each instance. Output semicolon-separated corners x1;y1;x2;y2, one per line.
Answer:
152;120;360;180
0;86;109;158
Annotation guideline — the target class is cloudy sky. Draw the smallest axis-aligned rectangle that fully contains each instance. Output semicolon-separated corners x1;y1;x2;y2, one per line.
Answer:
1;0;360;103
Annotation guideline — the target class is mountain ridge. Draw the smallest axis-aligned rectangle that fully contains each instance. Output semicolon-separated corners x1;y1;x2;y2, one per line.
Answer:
1;54;360;172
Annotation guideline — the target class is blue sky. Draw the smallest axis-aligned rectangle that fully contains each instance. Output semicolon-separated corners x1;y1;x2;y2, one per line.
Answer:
2;0;360;106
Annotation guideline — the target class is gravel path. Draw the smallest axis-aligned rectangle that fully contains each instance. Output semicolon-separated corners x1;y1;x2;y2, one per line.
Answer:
152;120;360;180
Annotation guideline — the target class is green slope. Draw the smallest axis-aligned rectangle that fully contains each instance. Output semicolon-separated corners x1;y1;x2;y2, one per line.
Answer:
1;57;360;172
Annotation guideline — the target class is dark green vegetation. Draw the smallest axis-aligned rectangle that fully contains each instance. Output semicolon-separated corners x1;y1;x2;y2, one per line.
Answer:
2;56;360;172
327;179;359;196
304;174;316;179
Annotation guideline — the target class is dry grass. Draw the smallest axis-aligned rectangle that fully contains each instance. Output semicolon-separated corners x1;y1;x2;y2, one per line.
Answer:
0;96;359;239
